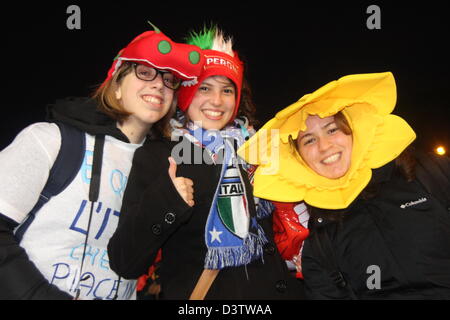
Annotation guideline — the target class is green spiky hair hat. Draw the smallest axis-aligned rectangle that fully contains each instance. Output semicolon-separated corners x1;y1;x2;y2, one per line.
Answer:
177;26;244;121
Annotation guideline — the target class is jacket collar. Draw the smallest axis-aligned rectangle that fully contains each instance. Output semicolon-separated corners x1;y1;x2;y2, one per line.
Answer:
309;161;396;228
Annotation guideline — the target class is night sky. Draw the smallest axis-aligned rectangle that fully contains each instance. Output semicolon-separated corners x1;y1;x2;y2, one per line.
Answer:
2;2;449;153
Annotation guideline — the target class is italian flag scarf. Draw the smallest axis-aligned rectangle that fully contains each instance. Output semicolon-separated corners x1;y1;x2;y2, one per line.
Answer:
179;121;270;269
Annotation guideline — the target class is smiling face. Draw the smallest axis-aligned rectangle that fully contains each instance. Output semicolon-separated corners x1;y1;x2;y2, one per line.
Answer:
114;64;175;141
186;75;236;130
296;115;353;179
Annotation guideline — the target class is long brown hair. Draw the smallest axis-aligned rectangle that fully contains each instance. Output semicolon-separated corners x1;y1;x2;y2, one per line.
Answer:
236;78;258;127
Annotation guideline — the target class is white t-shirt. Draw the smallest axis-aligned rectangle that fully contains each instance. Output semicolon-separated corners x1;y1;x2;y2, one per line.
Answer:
0;123;140;300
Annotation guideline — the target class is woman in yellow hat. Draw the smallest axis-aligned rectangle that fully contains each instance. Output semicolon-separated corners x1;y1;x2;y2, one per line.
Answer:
238;72;450;299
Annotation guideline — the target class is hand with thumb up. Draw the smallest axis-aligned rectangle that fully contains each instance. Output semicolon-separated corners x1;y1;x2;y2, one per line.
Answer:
168;157;194;207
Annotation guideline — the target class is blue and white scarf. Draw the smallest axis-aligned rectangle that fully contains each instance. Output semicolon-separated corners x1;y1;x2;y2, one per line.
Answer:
172;120;271;269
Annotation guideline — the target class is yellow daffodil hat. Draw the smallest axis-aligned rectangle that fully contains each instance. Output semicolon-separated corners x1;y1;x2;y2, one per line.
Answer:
237;72;416;209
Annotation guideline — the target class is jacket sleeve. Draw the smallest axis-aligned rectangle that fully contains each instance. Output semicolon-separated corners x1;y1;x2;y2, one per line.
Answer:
0;214;73;300
301;237;351;300
108;144;193;279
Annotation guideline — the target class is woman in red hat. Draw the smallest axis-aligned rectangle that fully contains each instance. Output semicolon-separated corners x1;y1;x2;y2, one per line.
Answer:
0;27;204;300
108;26;305;300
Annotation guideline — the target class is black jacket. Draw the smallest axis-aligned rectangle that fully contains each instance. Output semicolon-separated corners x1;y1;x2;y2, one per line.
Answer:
302;159;450;299
0;97;131;300
108;137;305;299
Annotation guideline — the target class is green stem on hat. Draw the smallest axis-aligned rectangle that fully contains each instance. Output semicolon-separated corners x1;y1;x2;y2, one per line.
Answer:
147;21;161;34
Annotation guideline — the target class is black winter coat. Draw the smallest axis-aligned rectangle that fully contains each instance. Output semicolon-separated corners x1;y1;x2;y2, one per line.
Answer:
108;137;305;300
302;160;450;299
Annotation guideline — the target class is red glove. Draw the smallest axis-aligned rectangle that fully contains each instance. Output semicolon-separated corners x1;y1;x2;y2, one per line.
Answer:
272;202;309;278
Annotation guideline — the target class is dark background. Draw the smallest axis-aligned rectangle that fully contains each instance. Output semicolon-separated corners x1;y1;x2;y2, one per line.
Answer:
2;1;449;154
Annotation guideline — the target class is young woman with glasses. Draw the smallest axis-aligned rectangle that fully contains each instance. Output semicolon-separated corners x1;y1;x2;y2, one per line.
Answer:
108;26;306;300
0;28;204;300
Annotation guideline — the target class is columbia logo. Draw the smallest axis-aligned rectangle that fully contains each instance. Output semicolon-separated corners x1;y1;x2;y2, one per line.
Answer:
400;197;427;209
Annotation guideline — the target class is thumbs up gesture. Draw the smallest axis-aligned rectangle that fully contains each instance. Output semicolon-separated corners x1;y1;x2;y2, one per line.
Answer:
168;157;195;207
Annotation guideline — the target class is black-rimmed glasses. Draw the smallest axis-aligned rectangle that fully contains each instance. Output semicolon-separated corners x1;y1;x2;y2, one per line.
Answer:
132;63;181;90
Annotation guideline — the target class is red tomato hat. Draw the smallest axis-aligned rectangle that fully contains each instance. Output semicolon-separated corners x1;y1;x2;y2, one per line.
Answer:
102;29;205;87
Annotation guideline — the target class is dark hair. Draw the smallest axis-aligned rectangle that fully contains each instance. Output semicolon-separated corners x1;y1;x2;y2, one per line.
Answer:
236;78;258;127
334;111;352;135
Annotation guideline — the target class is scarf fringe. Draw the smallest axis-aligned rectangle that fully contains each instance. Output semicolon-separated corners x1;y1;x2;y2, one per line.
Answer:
205;225;269;269
179;120;270;270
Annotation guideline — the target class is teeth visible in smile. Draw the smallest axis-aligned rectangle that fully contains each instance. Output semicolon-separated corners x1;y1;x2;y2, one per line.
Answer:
142;96;162;104
322;153;340;164
203;110;223;117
